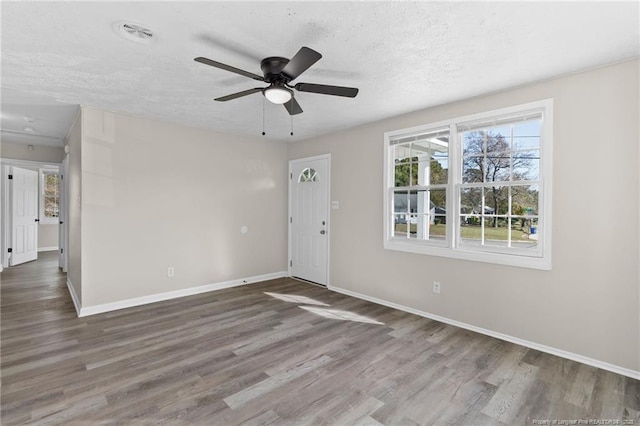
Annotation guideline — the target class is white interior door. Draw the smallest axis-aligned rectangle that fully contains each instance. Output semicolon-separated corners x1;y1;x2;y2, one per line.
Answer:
290;156;329;285
10;167;39;266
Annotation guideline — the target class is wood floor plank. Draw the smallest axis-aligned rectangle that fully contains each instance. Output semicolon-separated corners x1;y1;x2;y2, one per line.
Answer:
1;252;639;425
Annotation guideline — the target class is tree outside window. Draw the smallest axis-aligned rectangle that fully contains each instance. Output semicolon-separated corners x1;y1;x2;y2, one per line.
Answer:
42;171;60;219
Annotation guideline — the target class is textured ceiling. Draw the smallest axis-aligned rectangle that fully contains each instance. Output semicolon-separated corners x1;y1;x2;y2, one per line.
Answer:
1;1;638;146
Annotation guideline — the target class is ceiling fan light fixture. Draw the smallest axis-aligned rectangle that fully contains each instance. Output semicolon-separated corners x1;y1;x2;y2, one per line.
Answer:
264;86;292;104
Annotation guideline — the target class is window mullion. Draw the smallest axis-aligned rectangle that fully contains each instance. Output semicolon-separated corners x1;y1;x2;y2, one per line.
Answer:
449;123;459;249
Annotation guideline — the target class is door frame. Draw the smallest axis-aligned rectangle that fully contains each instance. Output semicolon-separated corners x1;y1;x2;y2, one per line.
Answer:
288;154;331;286
0;158;64;270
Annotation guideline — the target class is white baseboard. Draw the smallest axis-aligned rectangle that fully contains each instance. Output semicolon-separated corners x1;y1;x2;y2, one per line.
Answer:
78;271;288;317
66;279;81;317
38;247;59;252
328;284;640;381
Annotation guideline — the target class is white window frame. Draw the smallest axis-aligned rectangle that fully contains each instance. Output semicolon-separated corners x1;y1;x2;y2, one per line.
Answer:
383;99;553;270
39;167;60;225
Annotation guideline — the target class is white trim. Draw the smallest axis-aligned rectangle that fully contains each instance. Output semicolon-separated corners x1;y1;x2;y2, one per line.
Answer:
0;158;62;168
66;279;81;317
328;284;640;381
288;154;331;286
77;271;288;317
1;164;11;269
38;246;59;252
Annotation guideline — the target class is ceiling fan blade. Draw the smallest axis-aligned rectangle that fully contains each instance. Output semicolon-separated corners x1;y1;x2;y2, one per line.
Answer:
281;47;322;81
294;83;359;98
194;57;264;81
283;97;303;115
215;88;264;102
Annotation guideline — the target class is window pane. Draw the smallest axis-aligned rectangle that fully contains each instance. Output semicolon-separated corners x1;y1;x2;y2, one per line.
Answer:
407;189;446;216
395;163;412;187
483;152;511;182
462;130;510;156
430;158;448;185
481;216;509;242
408;190;422;214
44;196;59;218
513;150;540;181
410;162;423;186
460;187;483;216
394;143;411;163
393;215;411;238
513;120;541;150
298;168;318;183
408;215;426;239
483;186;508;216
511;185;539;216
462;156;484;183
459;220;482;246
410;140;431;159
412;160;448;186
393;191;409;213
43;173;59;218
508;217;539;250
430;189;447;241
462;132;485;156
401;215;442;241
429;189;446;216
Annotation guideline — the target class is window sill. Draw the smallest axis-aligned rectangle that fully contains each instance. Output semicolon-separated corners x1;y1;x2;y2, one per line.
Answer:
384;239;551;270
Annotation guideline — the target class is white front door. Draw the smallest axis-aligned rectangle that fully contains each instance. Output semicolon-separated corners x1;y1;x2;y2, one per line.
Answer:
290;156;329;285
10;167;39;266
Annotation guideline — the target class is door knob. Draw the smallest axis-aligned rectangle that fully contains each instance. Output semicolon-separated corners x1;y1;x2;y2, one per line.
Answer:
320;230;326;235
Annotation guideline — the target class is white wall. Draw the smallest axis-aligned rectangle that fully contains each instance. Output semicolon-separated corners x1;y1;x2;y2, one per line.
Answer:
79;107;288;307
0;141;63;163
37;224;58;250
288;59;640;373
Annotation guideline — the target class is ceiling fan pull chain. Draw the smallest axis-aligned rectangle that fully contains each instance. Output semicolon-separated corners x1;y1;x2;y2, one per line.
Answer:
262;97;266;136
290;114;294;136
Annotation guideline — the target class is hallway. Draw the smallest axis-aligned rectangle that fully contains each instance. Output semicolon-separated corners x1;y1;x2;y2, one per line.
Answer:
1;251;74;319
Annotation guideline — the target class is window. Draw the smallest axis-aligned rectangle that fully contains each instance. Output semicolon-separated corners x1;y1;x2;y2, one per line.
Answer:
384;99;552;270
40;169;60;224
299;167;319;183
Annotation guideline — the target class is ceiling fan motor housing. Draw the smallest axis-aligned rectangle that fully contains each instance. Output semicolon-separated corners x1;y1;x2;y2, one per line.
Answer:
260;57;290;84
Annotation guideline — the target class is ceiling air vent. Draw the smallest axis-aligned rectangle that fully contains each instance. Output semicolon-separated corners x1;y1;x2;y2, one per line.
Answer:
113;21;156;44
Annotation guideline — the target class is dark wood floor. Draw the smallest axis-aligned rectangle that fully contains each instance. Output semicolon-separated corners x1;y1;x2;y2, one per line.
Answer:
1;252;639;425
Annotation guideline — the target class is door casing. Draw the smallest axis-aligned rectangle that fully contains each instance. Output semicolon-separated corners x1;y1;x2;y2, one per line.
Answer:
0;159;64;269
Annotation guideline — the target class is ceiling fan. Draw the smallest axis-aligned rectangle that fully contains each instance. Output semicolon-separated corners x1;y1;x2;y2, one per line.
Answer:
194;47;359;115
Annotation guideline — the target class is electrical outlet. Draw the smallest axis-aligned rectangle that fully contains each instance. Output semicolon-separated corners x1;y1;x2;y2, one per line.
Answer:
433;281;441;294
167;267;175;277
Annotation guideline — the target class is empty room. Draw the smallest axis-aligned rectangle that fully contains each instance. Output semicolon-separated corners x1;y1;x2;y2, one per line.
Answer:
1;1;639;425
